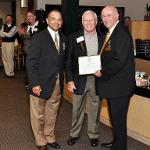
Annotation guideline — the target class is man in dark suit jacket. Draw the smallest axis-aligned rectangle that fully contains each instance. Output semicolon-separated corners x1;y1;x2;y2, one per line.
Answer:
26;10;67;150
18;10;46;88
95;6;135;150
66;10;104;147
18;10;46;53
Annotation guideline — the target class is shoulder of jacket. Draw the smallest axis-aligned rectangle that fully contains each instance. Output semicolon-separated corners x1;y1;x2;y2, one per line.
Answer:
69;30;83;39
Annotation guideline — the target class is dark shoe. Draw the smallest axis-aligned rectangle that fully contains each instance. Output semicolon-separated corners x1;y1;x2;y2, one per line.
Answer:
47;142;60;149
90;138;98;147
67;137;78;146
101;141;113;149
37;145;47;150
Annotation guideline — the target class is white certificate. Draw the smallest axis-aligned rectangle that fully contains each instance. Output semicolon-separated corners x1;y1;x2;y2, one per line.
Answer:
78;55;101;75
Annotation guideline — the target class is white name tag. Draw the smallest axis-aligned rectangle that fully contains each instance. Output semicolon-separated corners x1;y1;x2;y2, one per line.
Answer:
76;36;84;43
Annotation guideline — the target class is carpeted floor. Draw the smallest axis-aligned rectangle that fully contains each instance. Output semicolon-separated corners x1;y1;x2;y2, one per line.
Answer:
0;69;149;150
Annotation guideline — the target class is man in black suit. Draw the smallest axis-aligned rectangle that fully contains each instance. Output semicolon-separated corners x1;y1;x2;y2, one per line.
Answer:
66;10;104;147
26;10;67;150
18;11;46;88
95;5;135;150
18;10;46;53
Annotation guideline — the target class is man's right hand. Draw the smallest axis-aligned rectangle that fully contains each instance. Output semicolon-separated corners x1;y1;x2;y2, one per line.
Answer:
67;81;76;93
94;70;102;77
32;86;42;96
18;27;26;35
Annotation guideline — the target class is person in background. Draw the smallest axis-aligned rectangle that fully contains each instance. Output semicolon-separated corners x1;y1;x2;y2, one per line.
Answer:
18;11;46;88
18;10;46;53
124;16;131;31
95;5;135;150
17;13;28;47
0;14;17;78
66;10;104;147
26;10;67;150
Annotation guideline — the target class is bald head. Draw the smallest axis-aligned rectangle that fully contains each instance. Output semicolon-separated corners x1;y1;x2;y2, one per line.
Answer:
102;5;119;16
101;5;119;30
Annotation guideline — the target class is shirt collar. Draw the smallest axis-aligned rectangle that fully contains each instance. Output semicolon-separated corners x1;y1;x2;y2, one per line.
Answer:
30;21;39;28
7;23;12;27
84;30;97;38
109;20;119;35
47;26;59;39
27;21;39;33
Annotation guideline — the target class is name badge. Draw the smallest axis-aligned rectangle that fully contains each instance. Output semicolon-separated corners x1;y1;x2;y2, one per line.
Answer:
76;36;84;43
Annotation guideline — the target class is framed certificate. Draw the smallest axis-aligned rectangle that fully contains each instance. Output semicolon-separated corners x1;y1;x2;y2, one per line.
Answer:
78;55;101;75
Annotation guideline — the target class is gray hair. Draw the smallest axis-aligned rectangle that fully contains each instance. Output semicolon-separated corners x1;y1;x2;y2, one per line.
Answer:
82;10;98;23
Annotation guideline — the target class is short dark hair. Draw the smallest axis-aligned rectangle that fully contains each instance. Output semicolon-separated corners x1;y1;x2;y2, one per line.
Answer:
6;14;13;18
47;9;62;18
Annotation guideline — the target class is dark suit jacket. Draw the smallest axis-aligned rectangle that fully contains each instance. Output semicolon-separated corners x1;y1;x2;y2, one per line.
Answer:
29;21;46;37
22;21;46;53
26;28;67;99
96;23;135;98
66;30;104;95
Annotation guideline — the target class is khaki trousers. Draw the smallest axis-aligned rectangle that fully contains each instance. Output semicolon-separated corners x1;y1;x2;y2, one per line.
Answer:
1;42;15;76
30;79;61;146
70;76;101;139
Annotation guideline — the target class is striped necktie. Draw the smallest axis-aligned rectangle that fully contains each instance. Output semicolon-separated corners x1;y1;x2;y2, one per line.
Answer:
99;31;110;55
54;33;59;54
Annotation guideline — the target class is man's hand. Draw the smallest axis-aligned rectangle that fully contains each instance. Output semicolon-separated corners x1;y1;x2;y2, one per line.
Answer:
94;70;102;77
18;27;26;35
32;86;42;96
67;81;76;93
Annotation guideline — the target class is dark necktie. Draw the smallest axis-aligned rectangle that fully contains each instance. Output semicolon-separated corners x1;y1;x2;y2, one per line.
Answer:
28;27;32;36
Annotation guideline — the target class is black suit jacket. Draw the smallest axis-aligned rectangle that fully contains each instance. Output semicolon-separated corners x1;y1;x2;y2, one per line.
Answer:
66;30;104;95
30;21;46;37
26;29;67;99
96;23;135;98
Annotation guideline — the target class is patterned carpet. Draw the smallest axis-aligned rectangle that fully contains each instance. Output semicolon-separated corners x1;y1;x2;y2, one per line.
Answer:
0;70;149;150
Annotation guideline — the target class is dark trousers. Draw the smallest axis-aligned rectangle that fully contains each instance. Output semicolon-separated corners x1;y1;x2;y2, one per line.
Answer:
107;95;130;150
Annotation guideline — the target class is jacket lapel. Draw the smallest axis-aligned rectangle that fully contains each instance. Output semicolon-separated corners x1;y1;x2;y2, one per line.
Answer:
59;32;64;55
45;29;59;54
102;23;120;53
77;31;87;54
97;33;104;54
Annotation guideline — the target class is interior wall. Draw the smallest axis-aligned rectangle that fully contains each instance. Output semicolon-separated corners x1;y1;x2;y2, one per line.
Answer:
0;2;11;24
16;0;27;26
36;0;148;20
36;0;61;11
0;1;26;27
